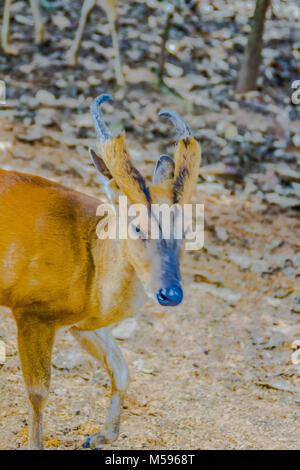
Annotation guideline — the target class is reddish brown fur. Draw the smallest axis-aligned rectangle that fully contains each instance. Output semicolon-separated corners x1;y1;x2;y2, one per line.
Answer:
173;138;202;204
98;135;151;206
0;170;99;324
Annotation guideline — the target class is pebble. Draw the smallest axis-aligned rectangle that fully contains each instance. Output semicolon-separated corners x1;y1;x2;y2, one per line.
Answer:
112;318;138;340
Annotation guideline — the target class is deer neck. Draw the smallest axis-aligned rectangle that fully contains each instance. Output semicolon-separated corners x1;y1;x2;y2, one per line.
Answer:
90;237;147;327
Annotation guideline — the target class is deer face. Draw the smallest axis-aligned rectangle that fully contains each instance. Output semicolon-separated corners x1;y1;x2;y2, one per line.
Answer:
89;94;201;307
123;203;184;306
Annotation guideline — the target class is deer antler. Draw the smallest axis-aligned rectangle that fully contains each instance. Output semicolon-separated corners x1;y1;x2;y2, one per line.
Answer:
159;110;201;204
159;110;192;140
91;94;151;206
90;94;113;142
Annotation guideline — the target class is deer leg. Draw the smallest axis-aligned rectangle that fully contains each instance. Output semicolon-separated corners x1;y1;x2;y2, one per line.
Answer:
70;326;129;449
16;316;56;450
29;0;45;44
66;0;97;66
106;3;124;86
1;0;18;55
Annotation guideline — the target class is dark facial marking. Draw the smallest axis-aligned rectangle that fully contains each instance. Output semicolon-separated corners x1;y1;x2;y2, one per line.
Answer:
124;153;152;204
157;237;182;287
173;167;189;203
182;137;191;148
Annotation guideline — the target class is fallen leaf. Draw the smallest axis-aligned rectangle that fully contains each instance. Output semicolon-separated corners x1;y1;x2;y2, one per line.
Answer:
192;282;241;305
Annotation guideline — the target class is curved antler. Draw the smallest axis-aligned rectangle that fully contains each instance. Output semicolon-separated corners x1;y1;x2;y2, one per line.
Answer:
90;93;151;205
159;110;192;140
153;155;175;185
90;94;113;142
159;109;201;204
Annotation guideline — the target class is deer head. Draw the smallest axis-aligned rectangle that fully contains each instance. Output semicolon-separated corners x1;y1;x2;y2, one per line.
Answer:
90;94;201;306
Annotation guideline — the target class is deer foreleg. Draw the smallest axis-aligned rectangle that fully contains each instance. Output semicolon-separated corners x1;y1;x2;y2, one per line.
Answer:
29;0;45;44
105;0;124;86
2;0;18;55
66;0;97;66
70;326;129;449
16;315;56;449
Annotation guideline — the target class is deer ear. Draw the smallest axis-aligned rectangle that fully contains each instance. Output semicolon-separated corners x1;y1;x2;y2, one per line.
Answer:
153;155;175;185
89;147;120;204
89;147;112;180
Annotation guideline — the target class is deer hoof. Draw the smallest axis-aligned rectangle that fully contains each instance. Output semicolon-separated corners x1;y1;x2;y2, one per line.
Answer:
83;431;117;449
66;51;78;66
3;45;18;55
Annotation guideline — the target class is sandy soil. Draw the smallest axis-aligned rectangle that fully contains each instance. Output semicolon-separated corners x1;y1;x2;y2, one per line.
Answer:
0;130;299;450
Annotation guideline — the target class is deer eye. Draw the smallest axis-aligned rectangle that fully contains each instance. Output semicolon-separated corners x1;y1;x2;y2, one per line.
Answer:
131;224;148;240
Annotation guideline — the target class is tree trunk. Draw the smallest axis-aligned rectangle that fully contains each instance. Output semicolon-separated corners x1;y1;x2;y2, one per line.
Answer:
236;0;271;93
158;10;173;86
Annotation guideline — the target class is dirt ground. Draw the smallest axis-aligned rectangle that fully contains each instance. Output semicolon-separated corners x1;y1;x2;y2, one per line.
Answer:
0;128;299;450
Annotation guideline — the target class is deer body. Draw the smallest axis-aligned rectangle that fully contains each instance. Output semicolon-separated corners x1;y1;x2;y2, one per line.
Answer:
0;168;144;449
0;95;201;449
0;169;145;328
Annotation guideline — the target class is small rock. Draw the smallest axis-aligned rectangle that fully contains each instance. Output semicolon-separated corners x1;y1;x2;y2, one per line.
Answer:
52;350;85;370
265;193;300;209
292;304;300;314
165;63;184;77
264;333;285;349
215;226;229;242
112;318;138;340
35;89;57;106
292;134;300;148
266;297;281;308
52;15;71;30
224;123;238;140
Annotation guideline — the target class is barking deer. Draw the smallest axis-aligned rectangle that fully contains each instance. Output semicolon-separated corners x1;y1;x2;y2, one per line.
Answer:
0;94;201;449
1;0;123;85
1;0;44;55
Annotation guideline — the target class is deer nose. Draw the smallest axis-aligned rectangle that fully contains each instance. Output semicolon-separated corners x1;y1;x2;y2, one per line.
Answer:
157;286;183;306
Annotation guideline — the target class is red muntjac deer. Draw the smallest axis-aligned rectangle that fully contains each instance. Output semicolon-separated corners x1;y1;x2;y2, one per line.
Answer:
0;94;201;449
2;0;123;85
